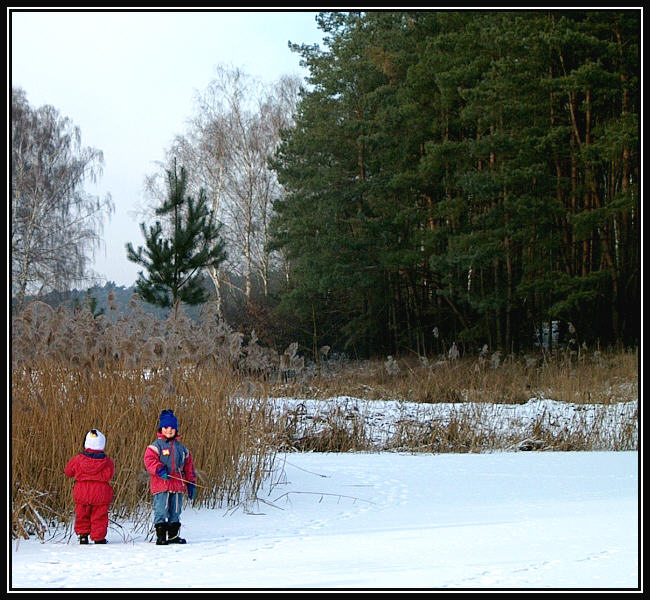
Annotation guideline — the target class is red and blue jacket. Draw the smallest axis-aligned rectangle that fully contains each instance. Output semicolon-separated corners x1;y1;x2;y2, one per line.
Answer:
144;432;196;495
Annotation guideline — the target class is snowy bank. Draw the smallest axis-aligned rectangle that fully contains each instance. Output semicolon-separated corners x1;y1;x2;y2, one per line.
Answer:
270;396;638;451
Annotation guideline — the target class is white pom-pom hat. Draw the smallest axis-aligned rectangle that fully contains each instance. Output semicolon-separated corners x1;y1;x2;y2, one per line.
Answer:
84;429;106;451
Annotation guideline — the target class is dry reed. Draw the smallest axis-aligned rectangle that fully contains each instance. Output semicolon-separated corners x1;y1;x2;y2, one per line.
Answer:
11;296;638;540
11;364;280;539
11;297;286;540
269;347;638;407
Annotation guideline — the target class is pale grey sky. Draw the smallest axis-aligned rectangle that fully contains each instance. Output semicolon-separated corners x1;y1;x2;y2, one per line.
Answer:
10;9;324;287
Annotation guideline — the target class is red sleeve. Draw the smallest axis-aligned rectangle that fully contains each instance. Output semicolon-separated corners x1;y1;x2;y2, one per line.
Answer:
64;455;79;479
101;457;115;482
144;445;162;475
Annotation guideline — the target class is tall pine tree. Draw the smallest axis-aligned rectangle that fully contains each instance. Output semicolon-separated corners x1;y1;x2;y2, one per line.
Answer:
126;161;226;310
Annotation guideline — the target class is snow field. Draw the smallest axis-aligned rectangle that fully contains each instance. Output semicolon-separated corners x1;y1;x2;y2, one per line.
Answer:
11;450;638;590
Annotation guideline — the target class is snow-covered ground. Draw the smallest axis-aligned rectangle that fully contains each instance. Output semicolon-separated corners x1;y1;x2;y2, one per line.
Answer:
11;449;638;590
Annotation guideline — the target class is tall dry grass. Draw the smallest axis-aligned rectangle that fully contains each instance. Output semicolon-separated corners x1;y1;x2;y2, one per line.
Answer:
11;296;638;540
11;364;279;540
11;297;287;540
263;346;638;455
270;347;638;407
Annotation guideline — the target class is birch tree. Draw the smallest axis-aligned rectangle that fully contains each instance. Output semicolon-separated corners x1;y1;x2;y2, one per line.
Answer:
146;67;301;315
11;88;113;310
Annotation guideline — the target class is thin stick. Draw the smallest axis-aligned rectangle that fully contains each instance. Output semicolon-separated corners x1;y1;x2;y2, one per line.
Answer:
272;490;375;505
167;474;208;489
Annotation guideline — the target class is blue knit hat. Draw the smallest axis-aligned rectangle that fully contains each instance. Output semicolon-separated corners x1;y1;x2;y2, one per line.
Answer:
159;409;178;430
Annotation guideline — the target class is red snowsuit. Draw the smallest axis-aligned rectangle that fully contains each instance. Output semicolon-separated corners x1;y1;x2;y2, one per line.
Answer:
64;449;114;541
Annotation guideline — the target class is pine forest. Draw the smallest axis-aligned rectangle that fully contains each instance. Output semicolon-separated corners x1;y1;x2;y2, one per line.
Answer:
269;11;639;357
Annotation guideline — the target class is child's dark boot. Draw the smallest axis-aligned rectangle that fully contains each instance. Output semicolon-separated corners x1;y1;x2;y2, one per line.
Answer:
167;522;186;544
79;534;89;545
155;523;168;545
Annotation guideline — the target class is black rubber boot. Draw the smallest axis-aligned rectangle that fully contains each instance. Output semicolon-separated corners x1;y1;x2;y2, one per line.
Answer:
155;523;168;545
166;522;186;544
79;534;89;545
94;539;107;544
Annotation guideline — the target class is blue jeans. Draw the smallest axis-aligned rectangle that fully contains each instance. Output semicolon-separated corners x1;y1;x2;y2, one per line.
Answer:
153;492;183;525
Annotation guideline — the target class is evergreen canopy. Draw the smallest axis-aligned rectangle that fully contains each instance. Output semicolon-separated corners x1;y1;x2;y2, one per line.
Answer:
270;11;639;356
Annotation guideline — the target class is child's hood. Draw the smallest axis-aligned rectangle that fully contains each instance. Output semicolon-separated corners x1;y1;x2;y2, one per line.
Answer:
79;452;111;474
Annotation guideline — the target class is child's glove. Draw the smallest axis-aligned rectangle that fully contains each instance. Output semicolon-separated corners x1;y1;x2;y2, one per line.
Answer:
186;483;196;500
156;466;169;479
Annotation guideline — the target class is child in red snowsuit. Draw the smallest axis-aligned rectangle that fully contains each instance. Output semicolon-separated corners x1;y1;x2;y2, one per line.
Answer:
64;429;114;544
